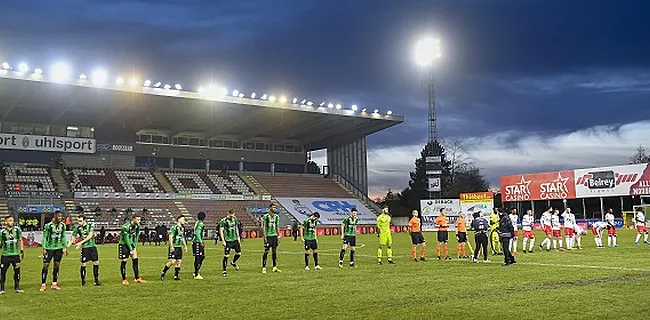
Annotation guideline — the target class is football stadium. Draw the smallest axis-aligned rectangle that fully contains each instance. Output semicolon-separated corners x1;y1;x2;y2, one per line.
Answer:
1;64;650;320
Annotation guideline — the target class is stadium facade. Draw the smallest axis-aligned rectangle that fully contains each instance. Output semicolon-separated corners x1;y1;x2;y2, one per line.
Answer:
0;66;402;234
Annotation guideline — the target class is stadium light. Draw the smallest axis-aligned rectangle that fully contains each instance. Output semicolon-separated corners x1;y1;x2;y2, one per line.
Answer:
292;97;297;104
67;126;79;131
115;77;124;85
17;63;29;73
51;62;71;82
153;82;161;88
269;95;277;102
129;77;139;87
238;93;244;98
319;102;325;107
387;110;393;115
92;69;108;85
327;103;334;109
163;84;171;90
232;89;239;97
301;99;306;104
306;101;313;106
335;104;342;110
414;37;442;67
351;105;358;111
34;68;43;75
175;84;182;90
361;108;367;112
144;79;152;87
197;86;205;93
79;73;88;80
251;92;256;99
261;94;268;100
373;109;379;113
1;62;10;70
280;96;287;103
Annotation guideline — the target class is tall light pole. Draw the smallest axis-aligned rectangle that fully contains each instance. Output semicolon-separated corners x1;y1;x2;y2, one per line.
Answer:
414;37;442;199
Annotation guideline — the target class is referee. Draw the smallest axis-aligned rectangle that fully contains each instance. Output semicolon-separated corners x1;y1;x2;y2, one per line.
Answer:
471;211;490;263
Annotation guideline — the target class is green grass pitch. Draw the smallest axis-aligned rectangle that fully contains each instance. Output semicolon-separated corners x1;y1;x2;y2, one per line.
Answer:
2;230;650;319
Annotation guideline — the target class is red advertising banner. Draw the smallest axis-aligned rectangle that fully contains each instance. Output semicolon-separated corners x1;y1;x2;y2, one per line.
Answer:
501;170;576;202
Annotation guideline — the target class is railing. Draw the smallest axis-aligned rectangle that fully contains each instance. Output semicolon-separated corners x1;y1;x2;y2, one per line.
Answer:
331;173;382;214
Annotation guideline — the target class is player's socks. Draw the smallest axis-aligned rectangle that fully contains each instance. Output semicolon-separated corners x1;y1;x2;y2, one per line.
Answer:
607;236;612;247
436;245;441;257
120;261;127;280
512;241;518;253
644;233;649;242
387;248;393;259
421;246;427;259
14;267;20;290
529;239;535;252
350;250;355;264
262;250;269;268
93;265;99;283
413;247;418;259
52;267;59;283
304;254;309;267
41;267;48;285
339;249;346;262
80;266;86;286
222;256;229;271
232;254;241;265
443;244;449;257
636;234;642;243
174;267;180;280
377;248;382;259
132;259;140;279
271;250;278;268
162;264;170;275
522;239;527;251
313;253;319;267
613;236;617;247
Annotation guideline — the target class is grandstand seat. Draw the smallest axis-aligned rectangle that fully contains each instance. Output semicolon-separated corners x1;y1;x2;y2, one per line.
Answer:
3;164;57;192
181;200;265;228
163;171;255;195
251;174;350;197
66;168;166;193
75;199;180;229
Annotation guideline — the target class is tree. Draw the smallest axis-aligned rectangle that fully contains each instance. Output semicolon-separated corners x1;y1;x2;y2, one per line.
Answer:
374;189;401;207
306;161;321;174
630;145;650;164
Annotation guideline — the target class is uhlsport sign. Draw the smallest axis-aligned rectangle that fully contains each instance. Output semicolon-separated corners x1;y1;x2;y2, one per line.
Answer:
0;134;95;153
275;197;377;225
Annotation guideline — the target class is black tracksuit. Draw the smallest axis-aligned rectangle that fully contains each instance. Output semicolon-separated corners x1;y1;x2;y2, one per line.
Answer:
471;217;489;261
499;214;516;265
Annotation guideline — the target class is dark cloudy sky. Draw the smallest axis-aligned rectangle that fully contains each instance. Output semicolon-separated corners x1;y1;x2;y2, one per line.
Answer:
2;0;650;197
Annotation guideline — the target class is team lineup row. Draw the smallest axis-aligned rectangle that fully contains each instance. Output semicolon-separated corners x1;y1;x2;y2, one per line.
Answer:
1;204;648;294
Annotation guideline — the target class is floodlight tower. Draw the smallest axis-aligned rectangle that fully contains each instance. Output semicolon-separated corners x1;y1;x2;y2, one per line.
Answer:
414;37;442;199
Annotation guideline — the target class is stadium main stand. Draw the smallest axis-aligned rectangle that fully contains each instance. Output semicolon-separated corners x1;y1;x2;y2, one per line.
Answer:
3;164;57;192
250;173;351;198
65;168;166;193
75;199;180;229
163;171;254;195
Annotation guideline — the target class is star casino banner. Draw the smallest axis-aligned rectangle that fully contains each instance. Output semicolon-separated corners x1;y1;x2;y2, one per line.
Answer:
275;197;377;225
500;170;576;202
574;163;650;198
420;199;461;231
459;192;494;225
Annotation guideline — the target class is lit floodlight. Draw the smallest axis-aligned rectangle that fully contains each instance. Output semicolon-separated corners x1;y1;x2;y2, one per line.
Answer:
197;86;205;93
301;99;306;104
34;68;43;74
387;110;393;115
373;109;379;113
414;37;442;67
92;69;108;85
79;74;88;80
361;108;367;112
351;105;358;111
129;78;139;87
205;85;227;96
175;84;182;90
238;93;244;98
1;62;10;70
335;104;342;110
269;95;277;102
232;89;239;97
115;77;124;85
153;82;161;88
67;126;79;131
251;92;256;99
261;94;268;100
306;101;313;106
144;79;152;87
280;96;287;103
18;63;28;73
319;102;325;107
51;62;71;82
327;103;334;109
163;84;171;90
292;98;297;104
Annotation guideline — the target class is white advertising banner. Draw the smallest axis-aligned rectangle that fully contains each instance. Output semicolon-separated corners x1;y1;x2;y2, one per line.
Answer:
0;134;96;153
459;192;494;225
276;197;377;225
574;163;650;198
420;199;461;231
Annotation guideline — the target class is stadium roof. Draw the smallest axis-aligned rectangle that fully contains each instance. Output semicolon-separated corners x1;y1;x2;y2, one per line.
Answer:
0;71;403;150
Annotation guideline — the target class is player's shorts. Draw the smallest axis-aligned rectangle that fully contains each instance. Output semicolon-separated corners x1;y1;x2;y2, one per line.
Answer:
43;249;63;263
411;232;425;245
637;225;648;233
264;236;279;250
552;230;561;238
455;232;467;243
544;226;552;237
379;233;392;246
565;228;575;237
437;230;449;243
168;247;183;260
118;244;133;260
80;247;99;263
607;226;617;236
1;255;21;266
192;242;205;256
342;236;356;247
304;239;318;251
523;230;535;239
512;230;519;240
225;240;242;255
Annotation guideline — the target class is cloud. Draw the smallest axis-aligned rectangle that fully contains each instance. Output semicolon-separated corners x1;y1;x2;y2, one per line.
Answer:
312;121;650;198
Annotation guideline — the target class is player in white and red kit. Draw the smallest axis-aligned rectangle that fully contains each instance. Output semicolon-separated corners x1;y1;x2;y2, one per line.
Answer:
538;207;553;252
561;208;576;250
508;208;519;255
604;210;617;247
551;210;564;252
592;221;607;248
521;210;535;253
634;208;649;245
574;224;585;249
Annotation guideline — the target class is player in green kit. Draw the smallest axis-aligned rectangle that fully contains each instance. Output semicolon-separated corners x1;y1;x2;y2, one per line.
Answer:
339;208;359;268
68;215;102;287
1;216;24;294
261;203;281;274
301;212;321;271
119;214;147;285
220;209;242;277
192;212;206;280
41;211;68;291
161;215;188;281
